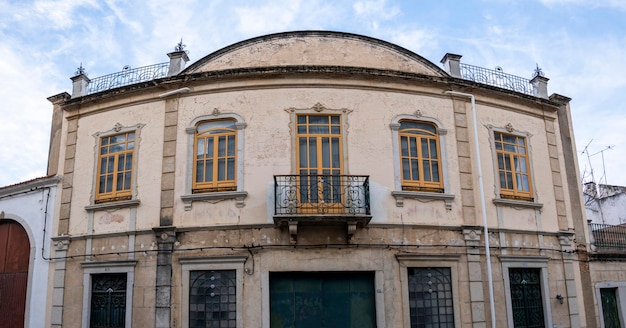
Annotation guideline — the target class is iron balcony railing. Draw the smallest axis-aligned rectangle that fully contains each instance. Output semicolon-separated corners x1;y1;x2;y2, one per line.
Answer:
460;63;535;96
86;62;169;95
274;175;370;216
589;223;626;250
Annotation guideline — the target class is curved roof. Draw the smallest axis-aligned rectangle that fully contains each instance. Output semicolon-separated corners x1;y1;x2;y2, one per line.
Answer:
183;31;448;77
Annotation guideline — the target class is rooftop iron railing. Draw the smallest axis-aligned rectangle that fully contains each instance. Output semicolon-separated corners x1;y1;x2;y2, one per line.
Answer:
86;62;169;95
589;223;626;250
460;63;535;96
274;174;370;216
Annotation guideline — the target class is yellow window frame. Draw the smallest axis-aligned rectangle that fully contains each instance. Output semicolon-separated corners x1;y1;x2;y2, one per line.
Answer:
494;132;533;201
398;121;443;192
96;132;135;203
295;114;343;212
193;119;237;193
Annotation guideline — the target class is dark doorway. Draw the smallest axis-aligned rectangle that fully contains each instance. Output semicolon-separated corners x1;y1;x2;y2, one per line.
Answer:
270;271;376;328
601;288;622;328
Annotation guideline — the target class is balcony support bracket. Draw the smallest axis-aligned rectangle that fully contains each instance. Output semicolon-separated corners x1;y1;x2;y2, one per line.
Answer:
347;221;358;242
289;221;298;245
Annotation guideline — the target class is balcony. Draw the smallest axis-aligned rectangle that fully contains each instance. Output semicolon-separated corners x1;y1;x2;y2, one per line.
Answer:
274;175;372;243
589;223;626;256
85;62;169;95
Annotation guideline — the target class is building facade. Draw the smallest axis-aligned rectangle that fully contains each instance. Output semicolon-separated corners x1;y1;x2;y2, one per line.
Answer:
0;175;59;327
46;31;593;327
585;182;626;328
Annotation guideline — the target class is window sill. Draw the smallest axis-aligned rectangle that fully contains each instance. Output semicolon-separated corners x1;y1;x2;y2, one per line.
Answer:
180;191;248;210
85;199;140;212
492;198;543;209
391;191;455;210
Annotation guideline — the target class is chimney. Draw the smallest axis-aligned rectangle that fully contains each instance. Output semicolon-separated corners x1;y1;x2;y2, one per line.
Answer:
530;65;549;99
440;53;462;78
71;64;90;98
167;40;190;76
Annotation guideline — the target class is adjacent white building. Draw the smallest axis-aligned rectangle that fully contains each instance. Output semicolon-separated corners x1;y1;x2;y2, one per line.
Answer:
0;175;59;327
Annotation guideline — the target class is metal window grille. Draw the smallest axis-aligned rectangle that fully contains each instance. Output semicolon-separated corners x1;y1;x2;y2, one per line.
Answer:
509;268;545;328
408;267;455;328
90;273;127;328
189;270;237;328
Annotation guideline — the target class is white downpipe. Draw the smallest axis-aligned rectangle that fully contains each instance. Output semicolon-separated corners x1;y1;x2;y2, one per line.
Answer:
444;91;496;328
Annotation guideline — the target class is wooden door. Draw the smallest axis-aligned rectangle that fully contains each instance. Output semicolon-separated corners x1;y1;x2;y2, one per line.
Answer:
0;220;30;328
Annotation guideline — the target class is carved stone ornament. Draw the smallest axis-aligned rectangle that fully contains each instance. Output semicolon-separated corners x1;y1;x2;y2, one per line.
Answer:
211;108;221;116
113;122;123;132
312;102;326;112
414;110;422;118
462;228;482;242
505;123;514;133
55;240;70;251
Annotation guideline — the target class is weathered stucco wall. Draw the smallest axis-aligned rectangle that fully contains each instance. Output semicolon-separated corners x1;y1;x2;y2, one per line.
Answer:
188;33;444;76
68;102;165;234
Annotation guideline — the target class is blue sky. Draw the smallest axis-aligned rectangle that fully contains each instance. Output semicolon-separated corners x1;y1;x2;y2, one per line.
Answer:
1;0;625;187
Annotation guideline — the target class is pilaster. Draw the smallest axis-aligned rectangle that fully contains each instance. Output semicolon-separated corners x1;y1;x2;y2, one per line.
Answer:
154;227;177;328
453;99;476;225
50;238;69;327
463;226;487;328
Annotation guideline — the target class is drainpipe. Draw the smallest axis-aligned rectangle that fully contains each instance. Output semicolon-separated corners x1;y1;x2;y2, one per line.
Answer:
444;91;496;328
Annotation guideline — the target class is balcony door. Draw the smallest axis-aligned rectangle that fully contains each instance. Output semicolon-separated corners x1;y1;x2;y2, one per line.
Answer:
296;114;343;213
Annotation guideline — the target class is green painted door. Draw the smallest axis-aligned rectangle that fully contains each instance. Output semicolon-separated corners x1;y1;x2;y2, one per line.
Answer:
601;288;622;328
90;273;127;328
270;272;376;328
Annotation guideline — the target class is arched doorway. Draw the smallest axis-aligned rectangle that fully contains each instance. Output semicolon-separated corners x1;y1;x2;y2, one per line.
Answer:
0;220;30;328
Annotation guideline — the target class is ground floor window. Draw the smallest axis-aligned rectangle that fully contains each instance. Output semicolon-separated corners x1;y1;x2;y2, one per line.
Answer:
90;273;127;328
270;271;376;328
189;270;237;328
509;268;545;328
407;267;454;327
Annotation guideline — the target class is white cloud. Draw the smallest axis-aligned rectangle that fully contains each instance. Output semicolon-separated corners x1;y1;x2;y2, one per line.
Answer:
353;0;400;20
352;0;401;31
33;0;100;29
0;44;60;186
234;0;302;35
387;28;438;56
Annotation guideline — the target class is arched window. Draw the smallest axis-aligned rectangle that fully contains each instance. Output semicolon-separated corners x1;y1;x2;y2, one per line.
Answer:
193;119;237;193
398;120;443;192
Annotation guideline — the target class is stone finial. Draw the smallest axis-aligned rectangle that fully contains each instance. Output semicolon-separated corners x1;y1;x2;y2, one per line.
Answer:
440;53;462;78
70;64;90;98
167;39;190;76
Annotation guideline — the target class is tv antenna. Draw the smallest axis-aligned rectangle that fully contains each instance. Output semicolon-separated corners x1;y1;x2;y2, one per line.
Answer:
581;140;614;188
